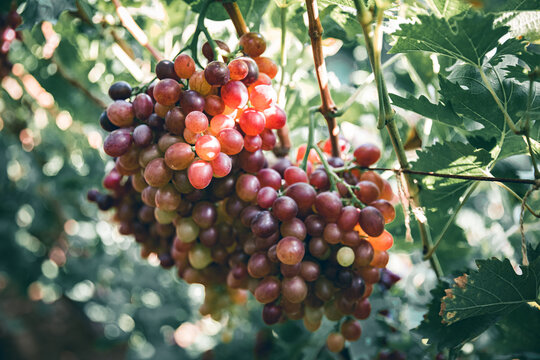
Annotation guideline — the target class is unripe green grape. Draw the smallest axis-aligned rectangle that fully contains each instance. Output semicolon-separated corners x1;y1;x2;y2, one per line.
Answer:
337;246;355;267
154;208;176;224
189;244;212;269
176;218;200;243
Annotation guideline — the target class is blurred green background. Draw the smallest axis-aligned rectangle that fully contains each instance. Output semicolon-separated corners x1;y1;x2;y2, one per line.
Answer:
0;0;539;359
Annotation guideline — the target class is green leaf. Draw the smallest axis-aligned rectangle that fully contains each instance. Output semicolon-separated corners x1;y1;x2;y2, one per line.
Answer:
481;0;540;12
411;141;492;212
504;50;540;82
415;280;501;350
440;250;540;324
442;63;539;160
432;0;471;18
390;13;525;66
491;303;540;354
389;93;463;126
20;0;77;29
185;0;270;29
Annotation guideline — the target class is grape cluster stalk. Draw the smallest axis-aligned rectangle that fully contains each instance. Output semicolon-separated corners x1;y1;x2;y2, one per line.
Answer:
88;31;400;352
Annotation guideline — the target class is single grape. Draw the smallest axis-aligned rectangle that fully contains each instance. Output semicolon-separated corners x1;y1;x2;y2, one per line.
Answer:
257;186;278;209
353;298;371;320
249;85;276;110
247;252;272;278
238;149;265;173
354;240;374;267
99;111;117;132
236;174;261;202
211;152;232;178
300;261;320;282
263;105;286;129
254;277;281;304
157;133;182;152
156;60;178;80
271;196;298;221
144;158;173;187
180;90;205;113
176;217;200;243
281;276;307;303
174;54;196;79
204;61;230;86
262;303;282;325
280;218;306;241
132;93;154;120
244;135;262;152
314;192;342;222
260;129;276;151
195;135;221;161
189;71;212;96
185;111;208;134
355;180;380;204
188;244;212;269
254;57;278;79
192;201;217;229
305;215;325;237
337;246;355;267
103;129;132;157
183;128;202;145
257;168;282;190
228;59;249;81
153;79;182;106
284;166;308;185
165;107;185;135
239;32;267;57
133;124;153;147
108;81;132;100
217;128;244;155
188;159;213;189
251;211;279;238
276;236;305;265
323;223;342;244
155;184;182;211
107;100;134;127
284;183;316;213
354;143;381;167
358;206;385;237
204;95;225;116
221;81;249;109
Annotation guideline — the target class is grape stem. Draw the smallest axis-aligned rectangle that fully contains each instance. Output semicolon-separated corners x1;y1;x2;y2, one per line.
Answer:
111;0;163;61
305;0;341;158
177;0;216;68
302;108;363;207
353;0;443;279
221;1;249;36
334;165;540;185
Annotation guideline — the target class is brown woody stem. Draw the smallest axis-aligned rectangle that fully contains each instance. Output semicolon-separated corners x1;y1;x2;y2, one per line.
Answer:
305;0;340;158
111;0;163;61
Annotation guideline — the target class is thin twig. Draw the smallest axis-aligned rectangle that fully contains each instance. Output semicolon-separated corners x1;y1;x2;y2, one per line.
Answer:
305;0;340;158
50;56;107;109
494;182;540;217
111;0;163;61
520;185;539;266
335;166;539;185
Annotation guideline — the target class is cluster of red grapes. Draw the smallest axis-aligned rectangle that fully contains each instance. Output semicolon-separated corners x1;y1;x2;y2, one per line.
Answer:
0;9;22;79
90;31;399;353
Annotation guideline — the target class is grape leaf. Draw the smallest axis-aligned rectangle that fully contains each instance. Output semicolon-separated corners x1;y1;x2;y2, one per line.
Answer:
481;0;540;12
389;93;463;126
432;0;471;18
184;0;270;29
442;63;540;160
490;303;540;355
440;250;540;324
410;141;492;212
504;50;540;83
390;13;526;66
415;280;501;351
20;0;77;29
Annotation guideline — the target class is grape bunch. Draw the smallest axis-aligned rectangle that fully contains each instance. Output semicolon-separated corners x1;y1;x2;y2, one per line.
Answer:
90;31;400;353
0;8;22;79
